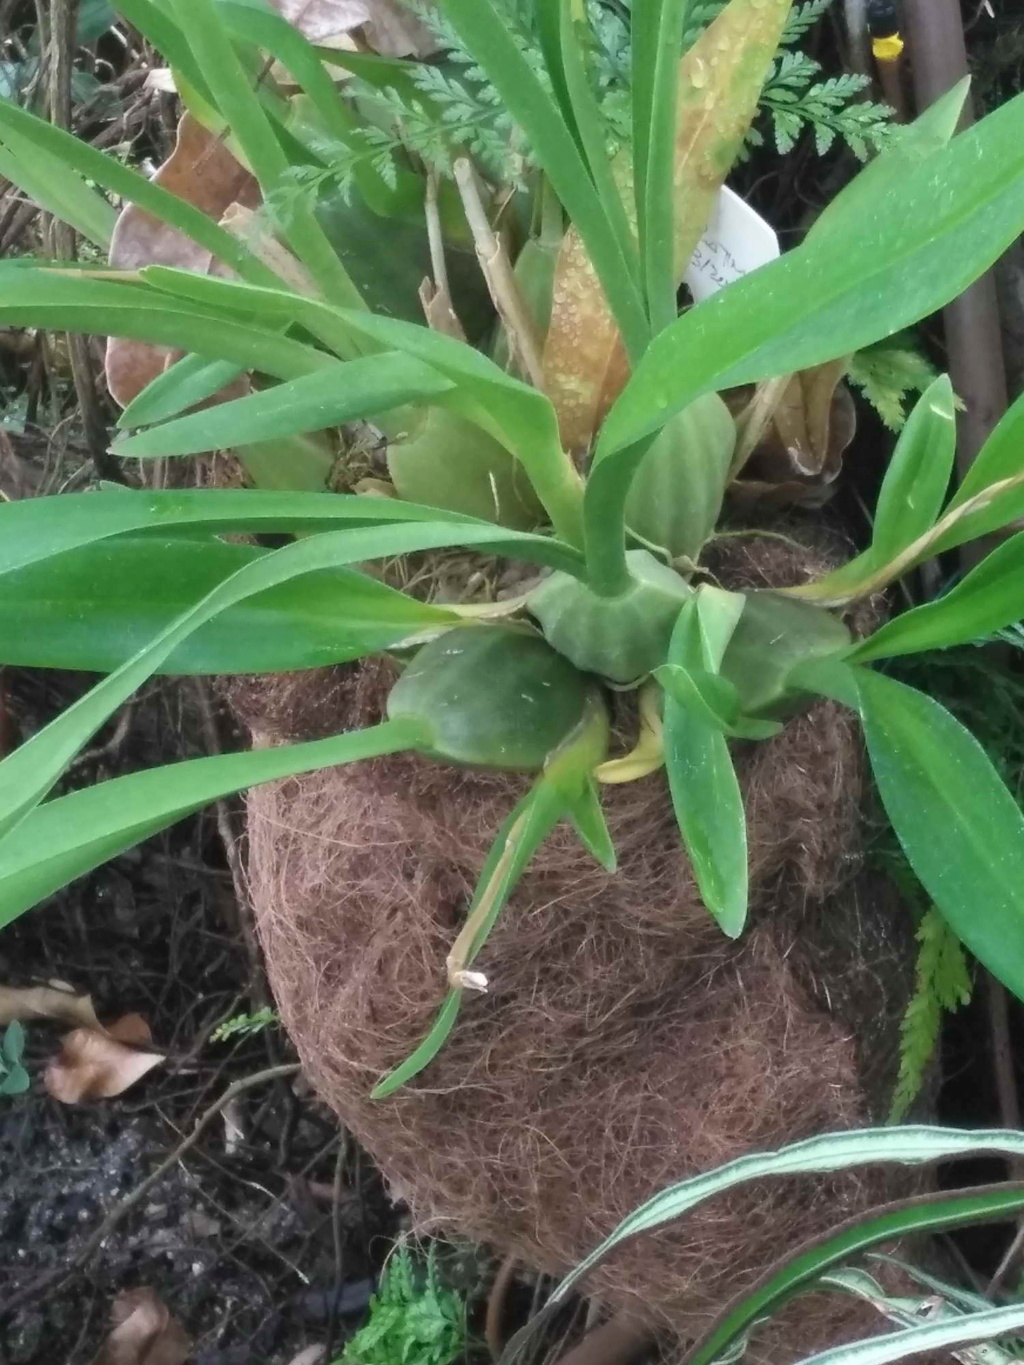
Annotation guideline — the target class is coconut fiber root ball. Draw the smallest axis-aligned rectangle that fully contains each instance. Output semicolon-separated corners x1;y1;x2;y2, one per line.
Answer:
230;536;919;1353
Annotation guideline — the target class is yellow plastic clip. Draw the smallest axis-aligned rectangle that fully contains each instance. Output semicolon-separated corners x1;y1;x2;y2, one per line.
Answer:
872;32;905;62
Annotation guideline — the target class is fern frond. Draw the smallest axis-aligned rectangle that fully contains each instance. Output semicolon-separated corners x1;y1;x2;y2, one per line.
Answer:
889;909;973;1124
847;335;939;431
781;0;834;45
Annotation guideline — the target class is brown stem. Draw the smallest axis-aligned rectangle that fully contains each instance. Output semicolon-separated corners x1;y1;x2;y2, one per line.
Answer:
902;0;1009;478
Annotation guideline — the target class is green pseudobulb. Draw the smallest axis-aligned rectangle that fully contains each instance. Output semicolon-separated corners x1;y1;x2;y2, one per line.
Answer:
387;625;594;770
625;395;737;560
528;550;693;683
386;407;543;528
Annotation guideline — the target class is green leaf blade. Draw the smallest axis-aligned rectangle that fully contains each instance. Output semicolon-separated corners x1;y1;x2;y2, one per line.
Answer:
856;669;1024;1003
113;355;455;459
0;721;418;930
0;537;459;675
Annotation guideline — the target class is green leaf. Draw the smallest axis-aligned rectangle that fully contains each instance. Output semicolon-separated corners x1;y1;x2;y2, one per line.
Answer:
0;97;275;285
655;665;780;739
0;536;459;674
661;594;748;936
635;0;688;332
0;721;419;929
932;385;1024;553
334;306;585;544
2;1020;25;1067
0;124;115;247
435;0;649;359
587;84;1024;579
793;1303;1024;1365
215;0;401;216
0;516;585;845
132;270;584;543
372;694;607;1097
566;780;617;871
113;355;454;458
370;785;566;1098
867;375;958;565
688;1182;1024;1365
805;376;957;602
855;669;1024;1004
0;264;335;385
852;532;1024;662
0;487;587;581
168;0;363;307
536;0;637;280
118;356;248;429
809;79;969;240
547;1126;1024;1306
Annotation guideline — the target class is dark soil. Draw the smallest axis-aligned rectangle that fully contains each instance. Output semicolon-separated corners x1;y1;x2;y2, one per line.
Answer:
0;673;399;1365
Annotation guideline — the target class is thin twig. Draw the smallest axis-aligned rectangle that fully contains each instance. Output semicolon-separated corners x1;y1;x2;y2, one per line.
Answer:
0;1063;300;1319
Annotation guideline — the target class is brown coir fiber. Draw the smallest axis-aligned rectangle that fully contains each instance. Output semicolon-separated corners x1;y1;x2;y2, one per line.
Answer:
233;534;917;1352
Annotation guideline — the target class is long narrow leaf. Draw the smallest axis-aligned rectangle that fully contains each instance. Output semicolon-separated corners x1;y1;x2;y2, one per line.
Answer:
660;594;748;935
168;0;363;307
549;1127;1024;1303
0;537;459;674
687;1183;1024;1365
539;0;639;283
636;0;688;331
856;669;1024;1003
793;1303;1024;1365
133;269;585;542
931;385;1024;552
436;0;649;358
852;532;1024;662
0;126;115;247
216;0;406;216
0;264;335;384
0;488;485;578
603;87;1024;455
0;516;585;845
0;97;276;285
0;720;420;929
118;356;248;429
113;355;454;458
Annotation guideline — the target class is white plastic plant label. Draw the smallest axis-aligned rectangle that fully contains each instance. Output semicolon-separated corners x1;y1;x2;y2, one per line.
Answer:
685;186;780;303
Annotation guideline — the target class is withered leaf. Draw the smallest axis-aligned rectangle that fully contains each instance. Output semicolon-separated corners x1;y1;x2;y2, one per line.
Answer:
44;1013;164;1104
99;1289;190;1365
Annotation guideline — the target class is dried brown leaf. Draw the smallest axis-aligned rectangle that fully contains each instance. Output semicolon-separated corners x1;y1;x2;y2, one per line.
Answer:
44;1013;164;1104
541;191;631;456
0;983;100;1029
99;1288;190;1365
541;0;788;454
728;362;857;508
105;114;259;407
272;0;370;41
670;0;791;274
359;0;436;56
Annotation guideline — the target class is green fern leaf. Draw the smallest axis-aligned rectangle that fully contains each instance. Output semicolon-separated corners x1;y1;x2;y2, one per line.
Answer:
889;909;973;1124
